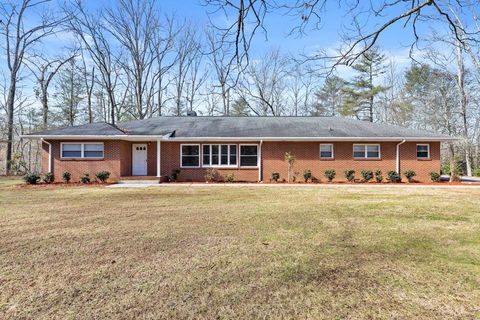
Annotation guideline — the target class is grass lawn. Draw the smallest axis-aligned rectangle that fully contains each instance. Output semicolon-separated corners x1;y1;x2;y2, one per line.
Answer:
1;178;480;319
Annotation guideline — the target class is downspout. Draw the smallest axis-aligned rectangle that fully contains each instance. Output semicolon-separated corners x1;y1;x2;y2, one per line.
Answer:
156;139;161;178
258;140;263;182
396;139;406;173
41;138;52;173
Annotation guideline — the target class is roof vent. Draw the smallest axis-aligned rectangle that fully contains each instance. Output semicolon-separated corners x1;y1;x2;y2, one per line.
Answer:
329;127;334;131
186;110;197;117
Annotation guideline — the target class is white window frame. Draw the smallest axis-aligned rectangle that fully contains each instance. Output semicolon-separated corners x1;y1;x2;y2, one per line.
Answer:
239;144;259;168
319;144;334;159
180;144;200;168
60;142;104;159
353;144;381;159
416;144;430;159
202;144;238;168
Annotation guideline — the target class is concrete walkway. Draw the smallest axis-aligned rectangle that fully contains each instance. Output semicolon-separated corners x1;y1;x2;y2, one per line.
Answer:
108;182;480;189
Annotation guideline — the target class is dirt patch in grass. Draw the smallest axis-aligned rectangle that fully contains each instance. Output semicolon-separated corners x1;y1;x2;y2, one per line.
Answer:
1;177;480;319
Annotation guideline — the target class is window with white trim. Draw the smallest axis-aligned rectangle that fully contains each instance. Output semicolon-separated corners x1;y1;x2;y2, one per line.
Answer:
181;144;200;167
416;144;430;159
239;145;258;167
319;144;333;159
353;144;380;159
61;143;104;158
203;144;237;167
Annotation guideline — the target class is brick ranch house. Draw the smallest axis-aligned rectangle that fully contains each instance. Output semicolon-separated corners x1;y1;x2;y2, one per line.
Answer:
25;116;455;182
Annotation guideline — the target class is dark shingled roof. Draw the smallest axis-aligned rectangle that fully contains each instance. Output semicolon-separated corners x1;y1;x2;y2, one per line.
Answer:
28;116;452;140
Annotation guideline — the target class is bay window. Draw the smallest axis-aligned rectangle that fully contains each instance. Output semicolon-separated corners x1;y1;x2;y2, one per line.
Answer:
202;144;237;167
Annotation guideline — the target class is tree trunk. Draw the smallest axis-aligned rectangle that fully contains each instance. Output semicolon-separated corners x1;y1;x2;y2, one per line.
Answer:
5;75;17;175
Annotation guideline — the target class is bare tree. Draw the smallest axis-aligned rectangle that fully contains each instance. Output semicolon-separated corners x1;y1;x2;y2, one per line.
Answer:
205;1;477;70
172;25;202;115
236;49;288;116
28;54;76;128
68;1;118;124
0;0;67;174
80;49;95;123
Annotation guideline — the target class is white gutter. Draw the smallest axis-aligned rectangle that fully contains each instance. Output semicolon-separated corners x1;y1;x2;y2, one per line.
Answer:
23;135;458;142
41;138;52;173
258;140;263;182
396;139;407;173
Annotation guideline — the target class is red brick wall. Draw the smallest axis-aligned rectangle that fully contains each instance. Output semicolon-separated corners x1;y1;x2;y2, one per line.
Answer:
42;140;441;182
261;141;440;182
43;140;122;182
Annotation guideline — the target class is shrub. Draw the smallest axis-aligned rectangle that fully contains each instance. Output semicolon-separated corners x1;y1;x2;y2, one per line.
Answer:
311;176;320;183
43;172;55;184
361;169;374;182
324;169;336;182
205;168;219;182
303;169;312;182
23;172;40;184
271;172;280;182
80;173;91;184
404;170;416;182
429;171;441;182
374;169;383;182
386;171;401;183
224;172;235;183
95;171;111;183
62;171;71;183
170;169;181;182
344;169;355;182
473;168;480;177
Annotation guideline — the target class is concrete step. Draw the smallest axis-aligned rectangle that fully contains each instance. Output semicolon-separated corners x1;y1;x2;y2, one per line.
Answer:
118;179;160;184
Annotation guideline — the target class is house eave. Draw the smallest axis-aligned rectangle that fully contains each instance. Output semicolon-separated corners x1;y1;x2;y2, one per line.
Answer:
23;134;458;142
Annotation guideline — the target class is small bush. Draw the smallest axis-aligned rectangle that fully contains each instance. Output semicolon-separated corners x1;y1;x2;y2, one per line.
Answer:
224;172;235;182
429;171;441;182
80;173;91;184
473;168;480;177
23;172;40;184
386;171;401;183
311;176;320;183
271;172;280;182
361;169;374;182
344;169;355;182
205;168;219;182
404;170;416;182
95;171;111;183
374;170;383;182
43;172;55;184
62;171;71;183
324;169;336;182
303;169;312;182
170;169;181;182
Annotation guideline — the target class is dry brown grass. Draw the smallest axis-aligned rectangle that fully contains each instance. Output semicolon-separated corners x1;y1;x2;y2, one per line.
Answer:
1;178;480;319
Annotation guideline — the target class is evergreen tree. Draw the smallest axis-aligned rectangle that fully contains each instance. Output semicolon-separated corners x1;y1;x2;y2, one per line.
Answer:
312;76;346;116
230;97;250;116
54;58;85;126
341;47;388;122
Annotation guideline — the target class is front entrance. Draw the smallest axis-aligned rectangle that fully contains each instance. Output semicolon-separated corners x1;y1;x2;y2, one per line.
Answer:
132;144;148;176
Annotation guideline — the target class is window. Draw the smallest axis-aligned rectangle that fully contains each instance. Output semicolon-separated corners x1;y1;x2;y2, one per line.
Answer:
181;144;200;167
84;144;104;158
416;144;430;159
61;143;104;159
353;144;380;159
320;144;333;159
240;145;258;167
202;144;237;167
61;143;82;158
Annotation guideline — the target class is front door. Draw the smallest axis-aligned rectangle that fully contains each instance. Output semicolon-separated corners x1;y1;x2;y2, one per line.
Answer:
132;144;148;176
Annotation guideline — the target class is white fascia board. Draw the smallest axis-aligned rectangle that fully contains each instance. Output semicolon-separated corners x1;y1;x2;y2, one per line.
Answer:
23;135;458;142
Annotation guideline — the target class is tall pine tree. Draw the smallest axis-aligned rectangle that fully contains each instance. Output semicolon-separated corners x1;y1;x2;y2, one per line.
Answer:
341;47;387;122
312;76;346;116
